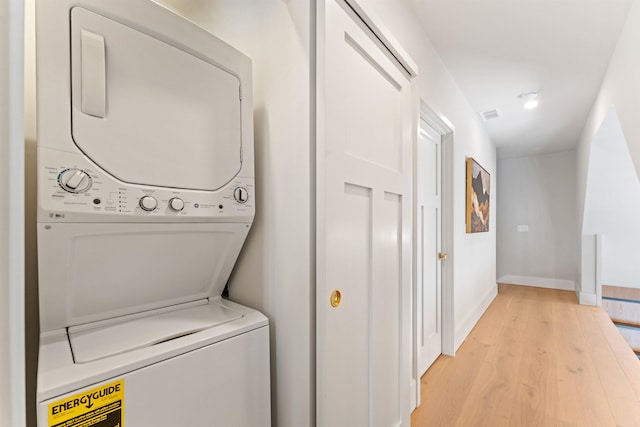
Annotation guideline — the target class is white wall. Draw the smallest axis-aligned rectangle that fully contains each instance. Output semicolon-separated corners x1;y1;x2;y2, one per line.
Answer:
577;0;640;298
363;0;498;348
497;151;578;291
583;108;640;288
1;0;26;425
150;2;313;426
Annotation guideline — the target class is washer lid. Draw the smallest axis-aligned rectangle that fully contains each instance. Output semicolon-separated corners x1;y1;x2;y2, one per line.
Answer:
37;222;251;332
70;7;243;191
68;300;243;363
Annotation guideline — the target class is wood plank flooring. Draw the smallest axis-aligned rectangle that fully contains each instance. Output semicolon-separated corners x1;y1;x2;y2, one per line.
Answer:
411;283;640;426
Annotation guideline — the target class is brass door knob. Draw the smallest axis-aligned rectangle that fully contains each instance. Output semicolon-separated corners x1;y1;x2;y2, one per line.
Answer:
438;252;448;260
330;290;342;308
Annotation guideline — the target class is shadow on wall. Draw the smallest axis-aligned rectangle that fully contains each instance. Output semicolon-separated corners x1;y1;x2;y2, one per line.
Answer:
582;106;640;292
25;136;39;427
227;106;268;312
226;106;277;426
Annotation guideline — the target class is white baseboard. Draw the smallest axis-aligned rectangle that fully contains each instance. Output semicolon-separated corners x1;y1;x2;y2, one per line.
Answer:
578;291;597;306
497;275;575;291
454;285;498;352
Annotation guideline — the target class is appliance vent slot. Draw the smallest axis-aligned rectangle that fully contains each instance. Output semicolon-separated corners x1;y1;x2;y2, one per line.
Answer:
480;109;500;121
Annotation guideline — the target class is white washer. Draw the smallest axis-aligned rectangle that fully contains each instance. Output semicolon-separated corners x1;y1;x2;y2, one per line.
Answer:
35;1;270;426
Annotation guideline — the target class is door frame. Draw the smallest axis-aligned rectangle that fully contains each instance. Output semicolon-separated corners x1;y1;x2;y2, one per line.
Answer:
411;100;455;409
0;0;26;424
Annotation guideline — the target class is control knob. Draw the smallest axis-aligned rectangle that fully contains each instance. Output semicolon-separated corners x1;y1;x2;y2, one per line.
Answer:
139;195;158;212
58;168;92;193
168;197;184;212
233;186;249;204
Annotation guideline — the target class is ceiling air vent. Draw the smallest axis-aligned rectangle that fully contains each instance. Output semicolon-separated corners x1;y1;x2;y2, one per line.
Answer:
480;109;500;121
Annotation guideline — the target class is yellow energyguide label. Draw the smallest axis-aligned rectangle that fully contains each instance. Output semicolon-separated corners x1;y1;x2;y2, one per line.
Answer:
48;379;124;427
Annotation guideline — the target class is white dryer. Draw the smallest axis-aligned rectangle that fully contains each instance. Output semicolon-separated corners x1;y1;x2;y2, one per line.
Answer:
35;1;270;426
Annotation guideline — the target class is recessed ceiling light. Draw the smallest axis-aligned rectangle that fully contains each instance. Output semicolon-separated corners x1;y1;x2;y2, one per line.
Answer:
518;91;539;109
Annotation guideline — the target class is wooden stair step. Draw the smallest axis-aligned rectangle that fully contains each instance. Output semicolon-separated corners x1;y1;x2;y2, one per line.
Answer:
602;285;640;302
603;298;640;326
610;317;640;329
614;323;640;351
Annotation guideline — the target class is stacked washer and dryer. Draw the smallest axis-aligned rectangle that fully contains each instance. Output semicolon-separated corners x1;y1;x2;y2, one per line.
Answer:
35;1;270;426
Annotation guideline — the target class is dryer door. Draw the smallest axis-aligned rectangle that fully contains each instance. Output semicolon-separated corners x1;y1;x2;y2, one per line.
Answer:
70;7;243;191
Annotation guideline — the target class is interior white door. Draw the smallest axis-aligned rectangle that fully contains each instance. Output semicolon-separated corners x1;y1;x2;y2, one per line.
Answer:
317;1;413;426
416;119;442;376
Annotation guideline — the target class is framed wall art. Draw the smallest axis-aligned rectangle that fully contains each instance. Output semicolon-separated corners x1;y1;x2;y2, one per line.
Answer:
466;157;490;233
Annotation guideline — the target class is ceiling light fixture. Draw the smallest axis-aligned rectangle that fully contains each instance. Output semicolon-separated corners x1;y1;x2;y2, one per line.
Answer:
519;91;539;109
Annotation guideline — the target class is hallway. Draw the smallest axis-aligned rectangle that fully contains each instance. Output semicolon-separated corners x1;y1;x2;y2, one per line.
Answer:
411;284;640;426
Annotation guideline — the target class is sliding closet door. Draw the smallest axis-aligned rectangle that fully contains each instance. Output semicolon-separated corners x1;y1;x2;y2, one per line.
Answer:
316;1;414;425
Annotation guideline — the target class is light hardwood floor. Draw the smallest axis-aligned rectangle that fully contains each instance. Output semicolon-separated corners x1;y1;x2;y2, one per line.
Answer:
411;283;640;426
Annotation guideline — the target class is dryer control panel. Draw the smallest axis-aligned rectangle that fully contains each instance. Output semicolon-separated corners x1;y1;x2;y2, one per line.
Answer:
38;148;254;223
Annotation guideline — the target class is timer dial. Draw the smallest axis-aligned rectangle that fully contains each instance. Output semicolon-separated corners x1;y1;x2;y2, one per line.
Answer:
58;169;92;193
233;187;249;204
139;195;158;212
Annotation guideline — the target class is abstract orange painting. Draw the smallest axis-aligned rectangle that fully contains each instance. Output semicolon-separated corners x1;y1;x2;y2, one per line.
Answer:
466;158;490;233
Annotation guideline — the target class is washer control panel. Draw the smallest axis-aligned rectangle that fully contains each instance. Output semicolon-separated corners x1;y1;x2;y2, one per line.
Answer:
39;148;254;222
